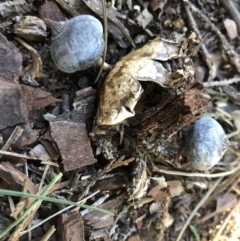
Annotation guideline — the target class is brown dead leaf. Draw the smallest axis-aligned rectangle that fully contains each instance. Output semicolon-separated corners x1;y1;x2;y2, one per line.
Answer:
50;121;96;172
223;18;238;40
148;184;167;202
21;84;58;118
0;161;37;194
196;192;237;224
58;210;84;241
216;192;238;212
150;0;167;11
84;194;125;229
167;180;184;197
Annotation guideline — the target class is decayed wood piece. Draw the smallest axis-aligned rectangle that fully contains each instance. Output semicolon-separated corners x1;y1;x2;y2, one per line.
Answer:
96;37;188;126
140;81;209;138
14;16;47;41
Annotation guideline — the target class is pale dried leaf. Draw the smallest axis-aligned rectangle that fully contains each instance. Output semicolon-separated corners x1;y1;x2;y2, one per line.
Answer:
96;37;183;125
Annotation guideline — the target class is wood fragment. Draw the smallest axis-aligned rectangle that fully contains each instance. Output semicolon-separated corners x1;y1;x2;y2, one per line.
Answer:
140;81;208;138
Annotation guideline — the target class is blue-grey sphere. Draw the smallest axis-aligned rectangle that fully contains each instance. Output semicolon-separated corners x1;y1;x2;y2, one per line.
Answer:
50;15;104;73
185;117;230;170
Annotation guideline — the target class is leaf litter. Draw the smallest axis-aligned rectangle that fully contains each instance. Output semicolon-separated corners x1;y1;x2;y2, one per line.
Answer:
0;0;240;240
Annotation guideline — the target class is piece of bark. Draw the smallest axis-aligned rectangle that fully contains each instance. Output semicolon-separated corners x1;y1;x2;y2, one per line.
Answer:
0;32;22;84
50;121;96;171
140;81;209;138
58;210;85;241
0;161;37;194
14;16;47;41
0;0;36;18
39;0;66;21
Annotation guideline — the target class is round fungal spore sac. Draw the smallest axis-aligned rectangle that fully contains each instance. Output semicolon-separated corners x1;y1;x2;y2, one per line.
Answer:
185;117;230;171
45;15;104;73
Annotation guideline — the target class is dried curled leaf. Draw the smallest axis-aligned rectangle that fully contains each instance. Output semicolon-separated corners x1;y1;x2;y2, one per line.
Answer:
96;36;193;126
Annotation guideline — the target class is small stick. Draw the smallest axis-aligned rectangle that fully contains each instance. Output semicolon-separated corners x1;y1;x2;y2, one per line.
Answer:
176;177;224;241
183;0;240;72
203;76;240;87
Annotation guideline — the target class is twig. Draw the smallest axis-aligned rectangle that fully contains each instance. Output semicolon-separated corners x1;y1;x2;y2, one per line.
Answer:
184;4;214;78
153;162;240;178
0;126;23;158
203;76;240;87
183;0;240;72
0;150;38;160
94;0;108;83
211;200;240;241
39;225;56;241
176;177;223;241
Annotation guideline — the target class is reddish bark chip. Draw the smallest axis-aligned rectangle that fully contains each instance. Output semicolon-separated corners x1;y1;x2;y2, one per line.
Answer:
50;121;96;171
0;161;37;194
58;210;84;241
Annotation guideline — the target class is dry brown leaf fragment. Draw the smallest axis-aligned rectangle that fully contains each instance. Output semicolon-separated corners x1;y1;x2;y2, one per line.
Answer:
84;194;125;229
0;161;37;194
96;37;184;126
50;121;96;171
